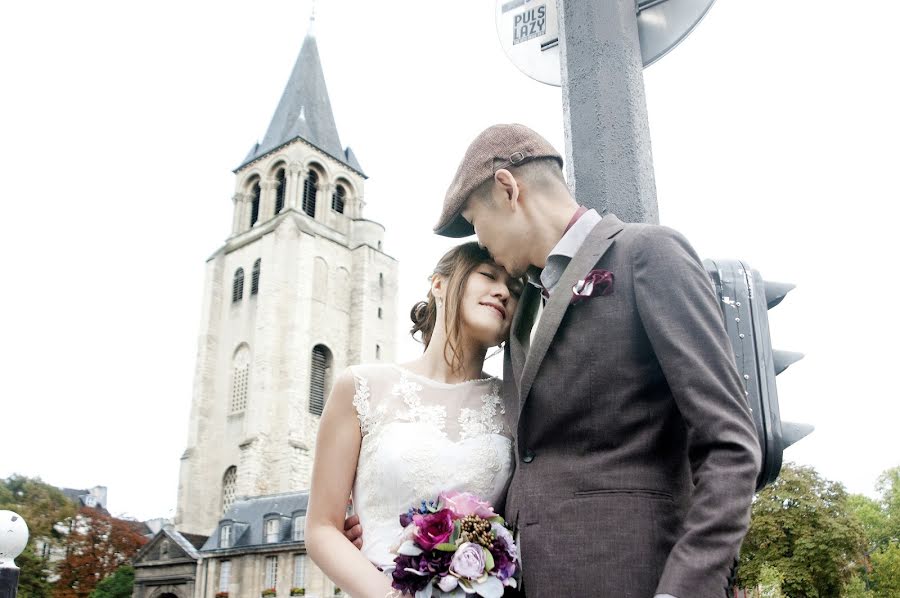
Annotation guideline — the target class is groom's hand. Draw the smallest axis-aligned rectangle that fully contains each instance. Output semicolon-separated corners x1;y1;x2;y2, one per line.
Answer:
343;513;363;549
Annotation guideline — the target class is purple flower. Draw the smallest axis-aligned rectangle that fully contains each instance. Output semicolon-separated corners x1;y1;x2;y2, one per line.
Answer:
439;491;497;519
412;508;454;551
399;511;414;528
391;554;430;594
421;549;453;576
449;542;486;580
489;539;517;583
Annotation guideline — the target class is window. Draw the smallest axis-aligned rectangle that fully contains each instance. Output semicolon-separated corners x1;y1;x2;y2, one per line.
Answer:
219;523;233;549
232;268;244;303
292;514;305;541
218;560;231;593
159;539;169;559
377;307;382;319
275;169;286;214
265;518;280;543
331;184;345;214
376;344;381;360
230;347;250;413
251;259;261;296
222;466;237;514
264;556;278;590
292;555;306;589
309;345;332;416
302;170;318;218
250;180;261;227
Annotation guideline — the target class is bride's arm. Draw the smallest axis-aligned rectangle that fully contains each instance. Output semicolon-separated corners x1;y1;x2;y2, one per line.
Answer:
305;369;396;598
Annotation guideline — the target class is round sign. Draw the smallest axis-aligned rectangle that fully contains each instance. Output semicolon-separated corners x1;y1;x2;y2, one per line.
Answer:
496;0;718;86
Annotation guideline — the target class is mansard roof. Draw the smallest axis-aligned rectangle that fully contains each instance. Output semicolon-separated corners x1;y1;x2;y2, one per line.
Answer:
237;30;364;177
201;491;309;551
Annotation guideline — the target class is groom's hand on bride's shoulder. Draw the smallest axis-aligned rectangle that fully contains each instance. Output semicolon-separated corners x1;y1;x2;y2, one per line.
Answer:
343;513;363;549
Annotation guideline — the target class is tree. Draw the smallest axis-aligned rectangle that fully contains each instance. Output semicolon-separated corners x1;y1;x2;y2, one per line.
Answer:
1;476;78;598
53;507;147;598
869;543;900;598
737;463;868;597
875;467;900;545
87;566;134;598
848;494;890;551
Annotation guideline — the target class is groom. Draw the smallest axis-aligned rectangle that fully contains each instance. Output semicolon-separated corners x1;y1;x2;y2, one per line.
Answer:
432;124;761;597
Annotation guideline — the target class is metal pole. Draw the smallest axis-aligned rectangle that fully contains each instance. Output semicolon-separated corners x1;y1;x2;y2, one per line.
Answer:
558;0;658;224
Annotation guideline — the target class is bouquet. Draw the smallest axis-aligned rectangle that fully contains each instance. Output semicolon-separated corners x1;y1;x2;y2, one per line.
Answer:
387;491;519;598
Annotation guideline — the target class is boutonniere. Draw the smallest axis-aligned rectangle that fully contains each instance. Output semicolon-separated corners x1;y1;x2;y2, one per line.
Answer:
571;269;614;304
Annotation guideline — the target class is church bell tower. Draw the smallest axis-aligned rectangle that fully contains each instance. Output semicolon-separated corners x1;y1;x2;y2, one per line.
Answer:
175;24;398;536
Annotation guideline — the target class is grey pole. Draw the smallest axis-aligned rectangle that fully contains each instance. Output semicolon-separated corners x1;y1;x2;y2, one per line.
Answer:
558;0;658;224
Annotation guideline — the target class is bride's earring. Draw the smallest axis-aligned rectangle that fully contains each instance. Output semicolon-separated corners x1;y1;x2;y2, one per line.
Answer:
436;298;444;308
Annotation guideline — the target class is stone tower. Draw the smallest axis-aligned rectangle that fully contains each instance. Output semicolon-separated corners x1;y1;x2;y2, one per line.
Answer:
175;26;398;536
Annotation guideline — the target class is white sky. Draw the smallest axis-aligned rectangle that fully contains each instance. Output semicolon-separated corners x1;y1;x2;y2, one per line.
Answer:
1;0;898;522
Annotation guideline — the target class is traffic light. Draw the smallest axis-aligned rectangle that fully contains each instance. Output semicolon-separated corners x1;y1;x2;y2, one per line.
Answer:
703;259;813;490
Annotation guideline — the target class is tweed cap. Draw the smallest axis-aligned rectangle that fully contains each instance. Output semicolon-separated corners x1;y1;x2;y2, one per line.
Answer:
434;123;563;237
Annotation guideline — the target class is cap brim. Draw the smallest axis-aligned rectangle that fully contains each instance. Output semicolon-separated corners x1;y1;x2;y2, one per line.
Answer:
434;214;475;238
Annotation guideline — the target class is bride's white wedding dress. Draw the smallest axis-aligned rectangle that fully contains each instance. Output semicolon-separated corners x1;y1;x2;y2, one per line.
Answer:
349;363;515;570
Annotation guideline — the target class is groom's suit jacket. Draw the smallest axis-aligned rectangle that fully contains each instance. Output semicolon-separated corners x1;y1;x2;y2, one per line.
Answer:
503;214;761;598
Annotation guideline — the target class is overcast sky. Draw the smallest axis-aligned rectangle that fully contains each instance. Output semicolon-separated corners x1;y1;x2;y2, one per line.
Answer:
1;0;897;522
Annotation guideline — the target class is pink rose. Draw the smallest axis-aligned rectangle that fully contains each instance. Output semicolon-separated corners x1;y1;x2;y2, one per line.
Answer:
439;491;497;519
412;508;454;551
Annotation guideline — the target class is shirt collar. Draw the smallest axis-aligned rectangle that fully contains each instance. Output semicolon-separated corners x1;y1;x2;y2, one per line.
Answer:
528;207;602;289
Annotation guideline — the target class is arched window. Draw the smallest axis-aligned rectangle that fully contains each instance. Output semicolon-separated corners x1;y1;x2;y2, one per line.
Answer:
230;346;250;413
376;344;382;360
251;259;261;296
250;180;261;227
309;345;333;416
302;170;318;218
274;169;286;214
232;268;245;303
332;184;346;214
222;466;237;514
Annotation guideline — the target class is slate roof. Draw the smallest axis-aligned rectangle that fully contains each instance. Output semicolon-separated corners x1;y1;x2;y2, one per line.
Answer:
200;491;309;552
237;29;364;176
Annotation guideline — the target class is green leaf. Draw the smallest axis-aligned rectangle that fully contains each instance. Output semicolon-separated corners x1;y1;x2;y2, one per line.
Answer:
434;543;457;552
482;546;495;572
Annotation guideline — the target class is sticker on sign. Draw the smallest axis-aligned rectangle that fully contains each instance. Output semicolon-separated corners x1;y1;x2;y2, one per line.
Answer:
497;0;719;87
497;0;560;85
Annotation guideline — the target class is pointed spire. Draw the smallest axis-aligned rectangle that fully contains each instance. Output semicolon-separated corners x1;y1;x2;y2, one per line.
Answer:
237;22;364;176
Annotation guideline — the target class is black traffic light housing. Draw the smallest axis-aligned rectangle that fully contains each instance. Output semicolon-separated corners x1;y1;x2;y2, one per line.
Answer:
703;259;813;490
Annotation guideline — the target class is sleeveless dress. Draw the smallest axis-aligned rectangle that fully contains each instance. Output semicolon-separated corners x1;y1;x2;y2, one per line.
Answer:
349;363;515;570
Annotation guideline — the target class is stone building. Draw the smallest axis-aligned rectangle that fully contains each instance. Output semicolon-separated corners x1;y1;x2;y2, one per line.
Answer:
132;528;209;598
174;19;398;540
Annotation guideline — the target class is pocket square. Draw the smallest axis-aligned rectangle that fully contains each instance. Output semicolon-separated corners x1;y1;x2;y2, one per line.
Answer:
571;269;614;304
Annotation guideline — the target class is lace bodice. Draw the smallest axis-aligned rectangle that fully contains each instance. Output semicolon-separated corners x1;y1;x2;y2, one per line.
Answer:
349;363;514;569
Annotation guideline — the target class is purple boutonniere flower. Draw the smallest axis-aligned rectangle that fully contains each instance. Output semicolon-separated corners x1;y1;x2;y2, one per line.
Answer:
571;269;614;304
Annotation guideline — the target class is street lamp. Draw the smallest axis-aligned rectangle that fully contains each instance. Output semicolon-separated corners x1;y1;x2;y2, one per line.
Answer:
0;510;29;598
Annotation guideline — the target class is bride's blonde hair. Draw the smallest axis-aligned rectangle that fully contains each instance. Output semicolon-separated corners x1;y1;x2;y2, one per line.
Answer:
409;242;495;374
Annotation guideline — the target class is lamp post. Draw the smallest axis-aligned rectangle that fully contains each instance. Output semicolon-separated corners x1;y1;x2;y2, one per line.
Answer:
0;510;29;598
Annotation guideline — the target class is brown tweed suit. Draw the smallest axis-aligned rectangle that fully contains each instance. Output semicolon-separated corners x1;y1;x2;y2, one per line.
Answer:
503;214;761;598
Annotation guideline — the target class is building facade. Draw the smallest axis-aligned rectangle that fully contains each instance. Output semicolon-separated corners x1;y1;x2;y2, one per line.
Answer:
174;23;398;541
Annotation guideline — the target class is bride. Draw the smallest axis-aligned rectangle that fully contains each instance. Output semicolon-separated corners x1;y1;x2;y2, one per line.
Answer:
305;242;523;597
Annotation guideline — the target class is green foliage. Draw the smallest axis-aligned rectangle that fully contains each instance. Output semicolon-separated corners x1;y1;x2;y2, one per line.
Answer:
875;467;900;544
841;574;875;598
848;494;890;551
14;546;53;598
0;476;78;598
0;475;76;539
737;463;868;597
758;564;785;598
869;543;900;597
88;566;135;598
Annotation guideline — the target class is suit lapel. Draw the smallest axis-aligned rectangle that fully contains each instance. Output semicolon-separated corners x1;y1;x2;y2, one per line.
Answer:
510;283;539;386
517;215;625;412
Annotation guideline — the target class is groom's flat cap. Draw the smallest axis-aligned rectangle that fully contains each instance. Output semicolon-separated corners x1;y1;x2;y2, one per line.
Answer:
435;123;563;238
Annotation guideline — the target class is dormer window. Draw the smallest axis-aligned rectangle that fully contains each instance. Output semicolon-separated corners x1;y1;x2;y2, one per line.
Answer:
265;517;280;544
220;524;233;549
292;513;306;542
